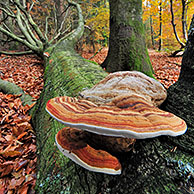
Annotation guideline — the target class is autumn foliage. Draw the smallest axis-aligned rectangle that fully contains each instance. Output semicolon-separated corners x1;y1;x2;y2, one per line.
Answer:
0;0;190;192
142;0;194;50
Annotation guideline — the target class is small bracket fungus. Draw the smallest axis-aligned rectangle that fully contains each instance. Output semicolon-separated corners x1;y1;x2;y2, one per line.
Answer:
46;71;187;175
56;127;121;175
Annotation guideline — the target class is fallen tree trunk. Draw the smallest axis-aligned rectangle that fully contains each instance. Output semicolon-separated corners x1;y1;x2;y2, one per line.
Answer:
32;36;108;193
0;78;33;105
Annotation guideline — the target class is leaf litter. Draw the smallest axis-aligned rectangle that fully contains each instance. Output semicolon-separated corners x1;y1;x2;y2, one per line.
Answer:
0;50;182;193
0;55;43;194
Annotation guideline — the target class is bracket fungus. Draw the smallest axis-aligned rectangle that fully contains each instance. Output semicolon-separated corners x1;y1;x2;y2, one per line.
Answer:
46;71;187;175
56;127;121;175
80;71;167;107
46;95;187;139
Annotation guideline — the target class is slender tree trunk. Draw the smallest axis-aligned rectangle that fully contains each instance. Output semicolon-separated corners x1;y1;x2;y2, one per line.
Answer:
170;0;185;48
158;1;162;51
55;0;63;29
101;0;154;77
150;15;155;49
181;0;188;41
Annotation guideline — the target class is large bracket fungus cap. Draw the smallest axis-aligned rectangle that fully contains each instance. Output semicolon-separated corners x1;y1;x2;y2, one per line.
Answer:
56;127;121;175
80;71;167;107
46;95;187;139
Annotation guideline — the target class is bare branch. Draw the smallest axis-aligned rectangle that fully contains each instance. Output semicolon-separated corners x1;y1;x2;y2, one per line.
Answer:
44;16;49;42
49;5;71;44
22;15;43;47
22;0;26;8
50;3;71;43
170;0;185;48
3;23;13;33
57;6;70;34
0;25;40;52
0;50;34;55
16;7;37;46
0;7;16;18
53;3;58;34
29;1;34;12
14;0;46;43
54;0;84;45
49;26;71;45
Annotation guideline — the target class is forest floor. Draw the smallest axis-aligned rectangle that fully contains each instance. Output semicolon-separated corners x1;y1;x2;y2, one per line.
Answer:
0;49;182;193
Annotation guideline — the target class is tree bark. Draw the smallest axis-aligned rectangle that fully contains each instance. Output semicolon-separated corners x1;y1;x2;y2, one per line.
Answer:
33;36;108;194
181;0;188;41
150;15;155;49
101;0;154;78
164;16;194;127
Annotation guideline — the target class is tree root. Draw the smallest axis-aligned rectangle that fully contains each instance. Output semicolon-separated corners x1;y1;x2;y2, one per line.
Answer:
0;78;33;105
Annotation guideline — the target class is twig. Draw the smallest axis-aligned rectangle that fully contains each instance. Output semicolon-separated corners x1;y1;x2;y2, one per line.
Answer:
88;47;103;60
166;61;181;66
0;50;34;55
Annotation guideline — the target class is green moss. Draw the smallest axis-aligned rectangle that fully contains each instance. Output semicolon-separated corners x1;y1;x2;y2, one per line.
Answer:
34;41;108;193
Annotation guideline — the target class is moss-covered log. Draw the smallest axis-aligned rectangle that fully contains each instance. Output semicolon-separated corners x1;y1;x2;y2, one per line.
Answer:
32;40;108;193
0;78;33;105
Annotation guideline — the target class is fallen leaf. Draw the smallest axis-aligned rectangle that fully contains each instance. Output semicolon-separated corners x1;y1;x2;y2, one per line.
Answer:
1;150;21;158
16;160;29;171
17;132;28;140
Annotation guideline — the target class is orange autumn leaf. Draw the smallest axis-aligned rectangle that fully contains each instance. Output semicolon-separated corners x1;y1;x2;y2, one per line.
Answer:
17;132;28;140
8;176;25;190
1;150;21;158
15;160;29;171
18;185;29;194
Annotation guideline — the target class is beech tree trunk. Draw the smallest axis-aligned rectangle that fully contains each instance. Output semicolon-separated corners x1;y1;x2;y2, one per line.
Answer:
101;0;154;77
170;0;185;49
32;17;194;194
164;16;194;141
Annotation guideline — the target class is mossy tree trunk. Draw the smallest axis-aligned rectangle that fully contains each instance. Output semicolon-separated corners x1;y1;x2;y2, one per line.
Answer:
101;0;154;77
33;45;194;193
32;41;108;194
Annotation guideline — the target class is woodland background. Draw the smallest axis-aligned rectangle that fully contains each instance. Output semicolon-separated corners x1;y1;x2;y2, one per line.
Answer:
0;0;194;53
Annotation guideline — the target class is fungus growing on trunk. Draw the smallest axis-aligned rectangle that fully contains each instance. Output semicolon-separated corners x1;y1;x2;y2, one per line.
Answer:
80;71;167;107
46;95;187;139
56;127;122;175
46;71;187;175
